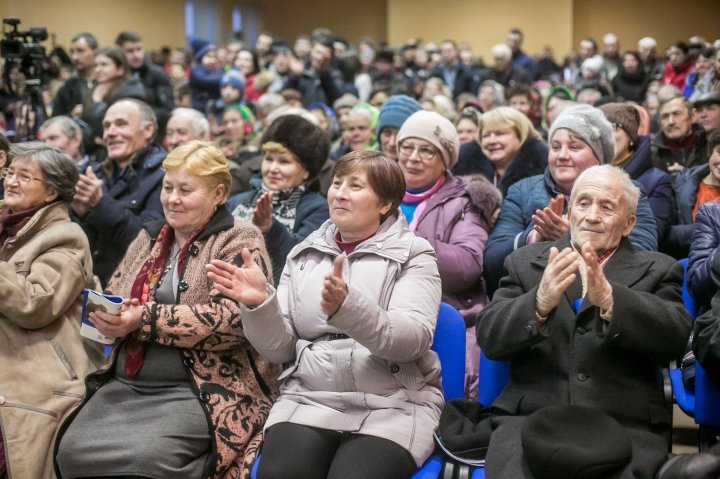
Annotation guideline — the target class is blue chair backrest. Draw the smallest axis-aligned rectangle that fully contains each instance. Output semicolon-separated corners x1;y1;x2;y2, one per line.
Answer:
695;362;720;427
432;303;466;401
478;352;509;407
679;258;698;319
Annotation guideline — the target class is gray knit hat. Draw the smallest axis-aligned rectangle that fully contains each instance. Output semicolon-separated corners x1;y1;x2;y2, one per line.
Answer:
549;104;616;164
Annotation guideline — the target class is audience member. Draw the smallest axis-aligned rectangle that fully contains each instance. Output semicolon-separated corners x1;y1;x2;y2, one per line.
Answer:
478;43;531;88
430;40;476;99
37;116;89;170
662;42;695;91
694;92;720;132
453;106;547;196
0;132;8;199
56;141;278;479
476;164;691;479
485;105;659;295
651;96;708;172
611;50;650;104
665;129;720;258
53;32;97;117
688;199;720;312
0;142;104;478
189;39;223;112
600;102;674;239
283;36;344;107
71;99;166;285
397;110;501;398
115;31;175;138
82;46;146;144
507;28;537;80
227;115;330;282
376;94;423;161
207;151;443;479
602;33;621;80
454;106;481;145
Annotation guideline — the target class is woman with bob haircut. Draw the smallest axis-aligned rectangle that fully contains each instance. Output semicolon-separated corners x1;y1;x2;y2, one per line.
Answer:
56;141;278;479
453;106;548;196
207;150;443;479
0;142;105;479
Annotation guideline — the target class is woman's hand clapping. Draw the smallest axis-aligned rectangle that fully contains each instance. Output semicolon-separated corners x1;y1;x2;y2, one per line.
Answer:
206;248;269;306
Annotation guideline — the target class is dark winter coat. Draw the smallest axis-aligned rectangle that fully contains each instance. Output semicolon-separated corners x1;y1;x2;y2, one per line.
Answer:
477;234;691;478
687;201;720;310
664;163;708;259
651;124;708;172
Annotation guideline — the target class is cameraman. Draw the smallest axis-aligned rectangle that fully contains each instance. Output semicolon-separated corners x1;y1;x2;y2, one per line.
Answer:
53;32;96;117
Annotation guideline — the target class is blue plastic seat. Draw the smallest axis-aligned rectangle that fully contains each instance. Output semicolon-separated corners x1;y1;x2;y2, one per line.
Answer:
669;258;720;450
251;302;467;479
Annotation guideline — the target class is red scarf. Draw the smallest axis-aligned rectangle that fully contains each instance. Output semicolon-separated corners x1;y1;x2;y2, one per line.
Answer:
0;204;46;245
124;223;204;378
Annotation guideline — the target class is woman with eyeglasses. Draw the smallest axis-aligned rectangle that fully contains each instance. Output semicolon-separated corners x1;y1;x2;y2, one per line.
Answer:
0;142;105;478
397;110;502;399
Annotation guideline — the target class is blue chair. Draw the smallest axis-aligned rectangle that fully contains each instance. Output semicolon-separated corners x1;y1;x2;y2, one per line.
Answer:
251;302;467;479
669;258;720;451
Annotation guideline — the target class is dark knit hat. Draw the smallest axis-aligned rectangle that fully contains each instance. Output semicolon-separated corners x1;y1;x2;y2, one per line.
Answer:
221;69;246;92
599;103;641;144
522;405;632;479
190;38;215;62
377;95;423;135
549;104;616;164
261;114;330;180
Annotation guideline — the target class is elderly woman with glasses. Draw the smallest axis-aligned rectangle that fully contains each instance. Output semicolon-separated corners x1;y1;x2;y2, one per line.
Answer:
0;142;105;479
397;110;503;399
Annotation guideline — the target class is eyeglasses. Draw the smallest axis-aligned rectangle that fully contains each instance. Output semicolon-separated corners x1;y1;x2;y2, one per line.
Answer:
0;168;45;184
398;143;438;162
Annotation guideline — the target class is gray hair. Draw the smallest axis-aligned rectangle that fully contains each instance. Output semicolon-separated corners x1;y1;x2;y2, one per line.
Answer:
170;107;210;138
111;98;158;142
491;43;513;60
10;142;79;203
570;165;639;216
39;116;83;140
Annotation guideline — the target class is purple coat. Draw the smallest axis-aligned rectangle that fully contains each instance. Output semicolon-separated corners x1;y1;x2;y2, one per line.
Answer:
412;174;498;325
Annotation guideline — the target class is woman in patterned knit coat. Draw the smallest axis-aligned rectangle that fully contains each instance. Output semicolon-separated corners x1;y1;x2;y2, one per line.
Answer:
55;141;278;479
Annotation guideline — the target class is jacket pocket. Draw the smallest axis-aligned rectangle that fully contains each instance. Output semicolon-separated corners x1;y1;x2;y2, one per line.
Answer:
489;390;524;415
49;338;78;380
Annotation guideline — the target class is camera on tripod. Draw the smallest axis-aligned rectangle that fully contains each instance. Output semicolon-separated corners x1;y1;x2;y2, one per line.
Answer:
1;18;48;82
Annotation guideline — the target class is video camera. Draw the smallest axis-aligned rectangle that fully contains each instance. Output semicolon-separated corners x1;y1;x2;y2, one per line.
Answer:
1;18;48;81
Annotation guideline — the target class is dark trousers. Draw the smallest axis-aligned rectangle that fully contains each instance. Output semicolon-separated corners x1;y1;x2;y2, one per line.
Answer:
257;422;418;479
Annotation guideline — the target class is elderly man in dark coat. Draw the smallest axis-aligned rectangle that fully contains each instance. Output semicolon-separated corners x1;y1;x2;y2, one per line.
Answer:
476;164;692;478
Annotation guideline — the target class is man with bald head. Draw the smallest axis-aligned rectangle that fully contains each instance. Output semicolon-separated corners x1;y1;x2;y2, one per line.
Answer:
72;99;166;283
476;165;691;478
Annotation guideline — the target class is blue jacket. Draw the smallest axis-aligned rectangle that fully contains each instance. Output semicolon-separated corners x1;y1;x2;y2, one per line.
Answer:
621;135;675;240
227;182;329;283
190;65;223;112
452;137;548;197
687;201;720;311
484;170;659;296
664;163;709;259
82;144;166;285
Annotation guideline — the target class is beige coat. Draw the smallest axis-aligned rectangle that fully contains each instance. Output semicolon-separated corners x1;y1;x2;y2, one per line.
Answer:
241;214;444;466
0;201;105;479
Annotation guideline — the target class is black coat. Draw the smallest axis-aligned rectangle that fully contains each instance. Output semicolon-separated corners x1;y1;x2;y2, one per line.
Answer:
651;124;708;172
430;63;477;99
476;234;691;478
132;62;175;137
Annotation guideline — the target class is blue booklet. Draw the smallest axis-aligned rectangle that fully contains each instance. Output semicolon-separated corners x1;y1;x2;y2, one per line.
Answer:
80;289;123;345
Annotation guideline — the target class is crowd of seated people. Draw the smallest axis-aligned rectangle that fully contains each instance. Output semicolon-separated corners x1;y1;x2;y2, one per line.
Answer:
2;21;720;479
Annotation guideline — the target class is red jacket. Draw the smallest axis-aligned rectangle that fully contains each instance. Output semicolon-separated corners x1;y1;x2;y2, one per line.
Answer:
662;61;694;91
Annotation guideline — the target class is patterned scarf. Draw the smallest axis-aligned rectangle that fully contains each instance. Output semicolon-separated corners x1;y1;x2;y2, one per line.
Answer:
123;223;204;378
232;182;305;232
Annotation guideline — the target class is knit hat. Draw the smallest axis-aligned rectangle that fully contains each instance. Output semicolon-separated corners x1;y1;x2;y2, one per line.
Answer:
549;104;616;164
397;110;460;169
221;69;245;92
224;103;256;138
544;85;574;113
332;93;359;112
522;405;632;479
190;38;216;62
260;114;330;180
599;103;641;144
377;95;423;135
